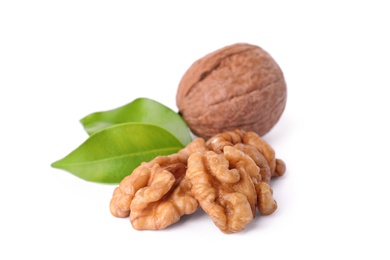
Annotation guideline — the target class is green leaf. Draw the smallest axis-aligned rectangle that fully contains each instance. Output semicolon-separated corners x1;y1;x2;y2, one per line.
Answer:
51;123;184;183
80;97;192;145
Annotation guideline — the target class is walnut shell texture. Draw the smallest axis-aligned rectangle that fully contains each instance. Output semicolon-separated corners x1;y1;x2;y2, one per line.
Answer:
176;43;287;139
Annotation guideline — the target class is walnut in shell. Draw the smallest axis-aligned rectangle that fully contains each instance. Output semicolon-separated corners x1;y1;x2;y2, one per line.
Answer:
176;43;287;139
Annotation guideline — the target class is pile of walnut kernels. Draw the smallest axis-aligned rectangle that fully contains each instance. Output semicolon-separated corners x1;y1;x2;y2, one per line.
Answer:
109;129;285;234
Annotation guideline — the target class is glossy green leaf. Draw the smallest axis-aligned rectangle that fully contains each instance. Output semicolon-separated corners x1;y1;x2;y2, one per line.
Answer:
51;123;184;183
80;97;192;145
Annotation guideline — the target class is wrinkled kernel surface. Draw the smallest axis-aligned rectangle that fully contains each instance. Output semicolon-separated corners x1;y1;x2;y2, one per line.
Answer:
186;148;257;233
109;129;285;233
109;138;207;230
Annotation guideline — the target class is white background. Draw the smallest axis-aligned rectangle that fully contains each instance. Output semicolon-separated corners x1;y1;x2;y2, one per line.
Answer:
1;1;389;259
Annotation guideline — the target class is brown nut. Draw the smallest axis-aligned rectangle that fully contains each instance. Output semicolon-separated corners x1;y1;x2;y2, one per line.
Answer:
176;43;287;139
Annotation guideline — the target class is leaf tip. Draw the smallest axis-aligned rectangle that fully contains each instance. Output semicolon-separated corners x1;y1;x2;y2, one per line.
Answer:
50;160;61;169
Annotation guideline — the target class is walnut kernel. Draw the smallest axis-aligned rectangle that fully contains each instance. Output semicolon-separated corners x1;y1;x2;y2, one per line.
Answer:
186;147;258;233
109;129;285;233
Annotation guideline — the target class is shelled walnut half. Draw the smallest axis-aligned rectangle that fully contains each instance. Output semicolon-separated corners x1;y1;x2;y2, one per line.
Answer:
109;138;207;230
186;146;277;233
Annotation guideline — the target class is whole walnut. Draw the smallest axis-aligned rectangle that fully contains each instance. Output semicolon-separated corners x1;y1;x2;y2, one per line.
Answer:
176;43;287;139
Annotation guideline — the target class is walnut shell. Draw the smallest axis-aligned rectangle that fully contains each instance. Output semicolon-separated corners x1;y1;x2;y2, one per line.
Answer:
176;43;287;139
